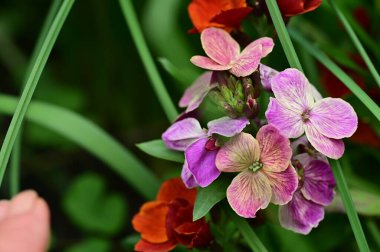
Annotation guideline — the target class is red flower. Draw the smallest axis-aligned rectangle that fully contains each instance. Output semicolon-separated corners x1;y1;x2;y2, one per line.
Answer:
188;0;252;33
277;0;322;17
132;178;212;252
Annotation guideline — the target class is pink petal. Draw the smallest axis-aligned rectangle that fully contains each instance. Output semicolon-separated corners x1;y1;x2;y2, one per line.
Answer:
179;71;217;113
200;28;240;65
271;68;314;113
279;191;324;235
230;44;262;77
310;98;358;139
216;133;260;173
257;124;292;172
245;37;274;57
227;171;272;218
162;118;206;151
265;98;304;138
190;56;232;71
304;123;345;159
181;161;199;189
264;165;298;205
207;117;250;137
260;64;278;91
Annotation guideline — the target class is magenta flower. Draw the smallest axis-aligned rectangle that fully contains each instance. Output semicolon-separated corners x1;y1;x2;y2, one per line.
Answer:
265;68;358;159
162;117;249;188
279;153;335;234
215;124;298;218
191;28;274;77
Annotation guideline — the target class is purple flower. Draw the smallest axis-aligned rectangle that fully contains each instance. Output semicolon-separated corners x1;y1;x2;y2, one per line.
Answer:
191;28;274;77
279;153;335;234
215;124;298;218
265;68;358;159
162;117;249;188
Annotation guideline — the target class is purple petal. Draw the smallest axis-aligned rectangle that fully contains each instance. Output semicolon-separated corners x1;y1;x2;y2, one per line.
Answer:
257;124;292;172
291;136;309;154
179;71;217;113
181;161;199;189
227;171;272;218
200;28;239;65
190;56;232;71
216;133;260;173
304;123;345;159
185;138;221;187
264;165;298;205
260;64;278;91
245;37;274;57
162;118;206;151
279;191;325;235
310;98;358;139
207;117;250;137
271;68;314;113
265;98;304;138
229;45;262;77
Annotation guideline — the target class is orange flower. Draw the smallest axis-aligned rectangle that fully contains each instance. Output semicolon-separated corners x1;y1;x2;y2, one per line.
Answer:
277;0;322;17
132;178;212;252
188;0;252;33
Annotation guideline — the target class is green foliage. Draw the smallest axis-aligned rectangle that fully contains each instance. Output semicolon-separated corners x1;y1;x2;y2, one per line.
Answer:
64;238;111;252
137;139;184;163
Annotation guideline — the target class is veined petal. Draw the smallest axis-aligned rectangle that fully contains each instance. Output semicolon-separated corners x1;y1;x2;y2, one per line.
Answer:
207;116;249;137
185;138;221;187
279;191;324;235
304;123;345;159
265;98;304;138
245;37;274;57
191;56;232;71
271;68;314;113
264;165;298;205
200;28;240;65
216;133;260;173
162;118;206;151
310;98;358;139
227;171;272;218
260;64;278;91
257;124;292;172
230;45;262;77
181;161;199;189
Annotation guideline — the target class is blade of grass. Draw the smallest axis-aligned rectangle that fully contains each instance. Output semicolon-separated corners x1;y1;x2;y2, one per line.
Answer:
327;0;380;88
0;94;160;200
118;0;177;122
289;28;380;123
0;0;75;187
366;219;380;250
330;160;370;252
9;134;21;196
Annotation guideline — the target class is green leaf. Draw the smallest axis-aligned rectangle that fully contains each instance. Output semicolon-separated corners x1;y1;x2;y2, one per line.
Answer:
193;177;229;221
137;139;184;163
64;238;111;252
63;173;127;235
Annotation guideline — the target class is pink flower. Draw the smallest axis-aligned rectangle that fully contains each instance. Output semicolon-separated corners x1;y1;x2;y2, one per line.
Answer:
191;28;274;77
265;68;358;159
215;124;298;218
0;190;50;252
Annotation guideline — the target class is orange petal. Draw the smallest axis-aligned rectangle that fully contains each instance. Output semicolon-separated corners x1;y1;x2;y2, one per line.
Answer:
156;178;197;204
135;239;177;252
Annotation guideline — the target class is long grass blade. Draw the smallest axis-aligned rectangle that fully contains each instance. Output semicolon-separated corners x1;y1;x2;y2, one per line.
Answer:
118;0;178;122
9;134;21;196
0;0;75;186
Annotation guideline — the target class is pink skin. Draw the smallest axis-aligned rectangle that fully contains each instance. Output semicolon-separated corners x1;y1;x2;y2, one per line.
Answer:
0;190;50;252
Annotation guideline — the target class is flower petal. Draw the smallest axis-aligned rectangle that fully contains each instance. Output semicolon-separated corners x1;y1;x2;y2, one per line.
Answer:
157;177;197;204
191;56;232;71
245;37;274;58
207;116;250;137
304;123;345;159
185;138;221;187
279;191;324;235
257;124;292;172
310;97;358;139
264;165;298;205
271;68;314;113
181;161;199;189
135;239;177;252
200;27;240;65
265;98;304;138
216;133;260;173
210;7;253;28
227;171;272;218
230;44;262;77
162;118;206;151
260;64;278;91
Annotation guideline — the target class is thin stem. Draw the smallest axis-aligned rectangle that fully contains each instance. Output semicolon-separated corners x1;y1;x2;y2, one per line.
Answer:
328;0;380;88
9;133;21;196
118;0;178;122
0;0;75;186
331;160;370;252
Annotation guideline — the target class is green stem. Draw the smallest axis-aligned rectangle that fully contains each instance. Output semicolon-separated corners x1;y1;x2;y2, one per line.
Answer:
9;133;21;196
0;0;75;186
328;0;380;88
331;160;370;252
366;219;380;250
118;0;178;122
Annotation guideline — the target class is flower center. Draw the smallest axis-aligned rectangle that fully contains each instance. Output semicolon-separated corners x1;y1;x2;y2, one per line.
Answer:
248;161;263;172
301;110;310;122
